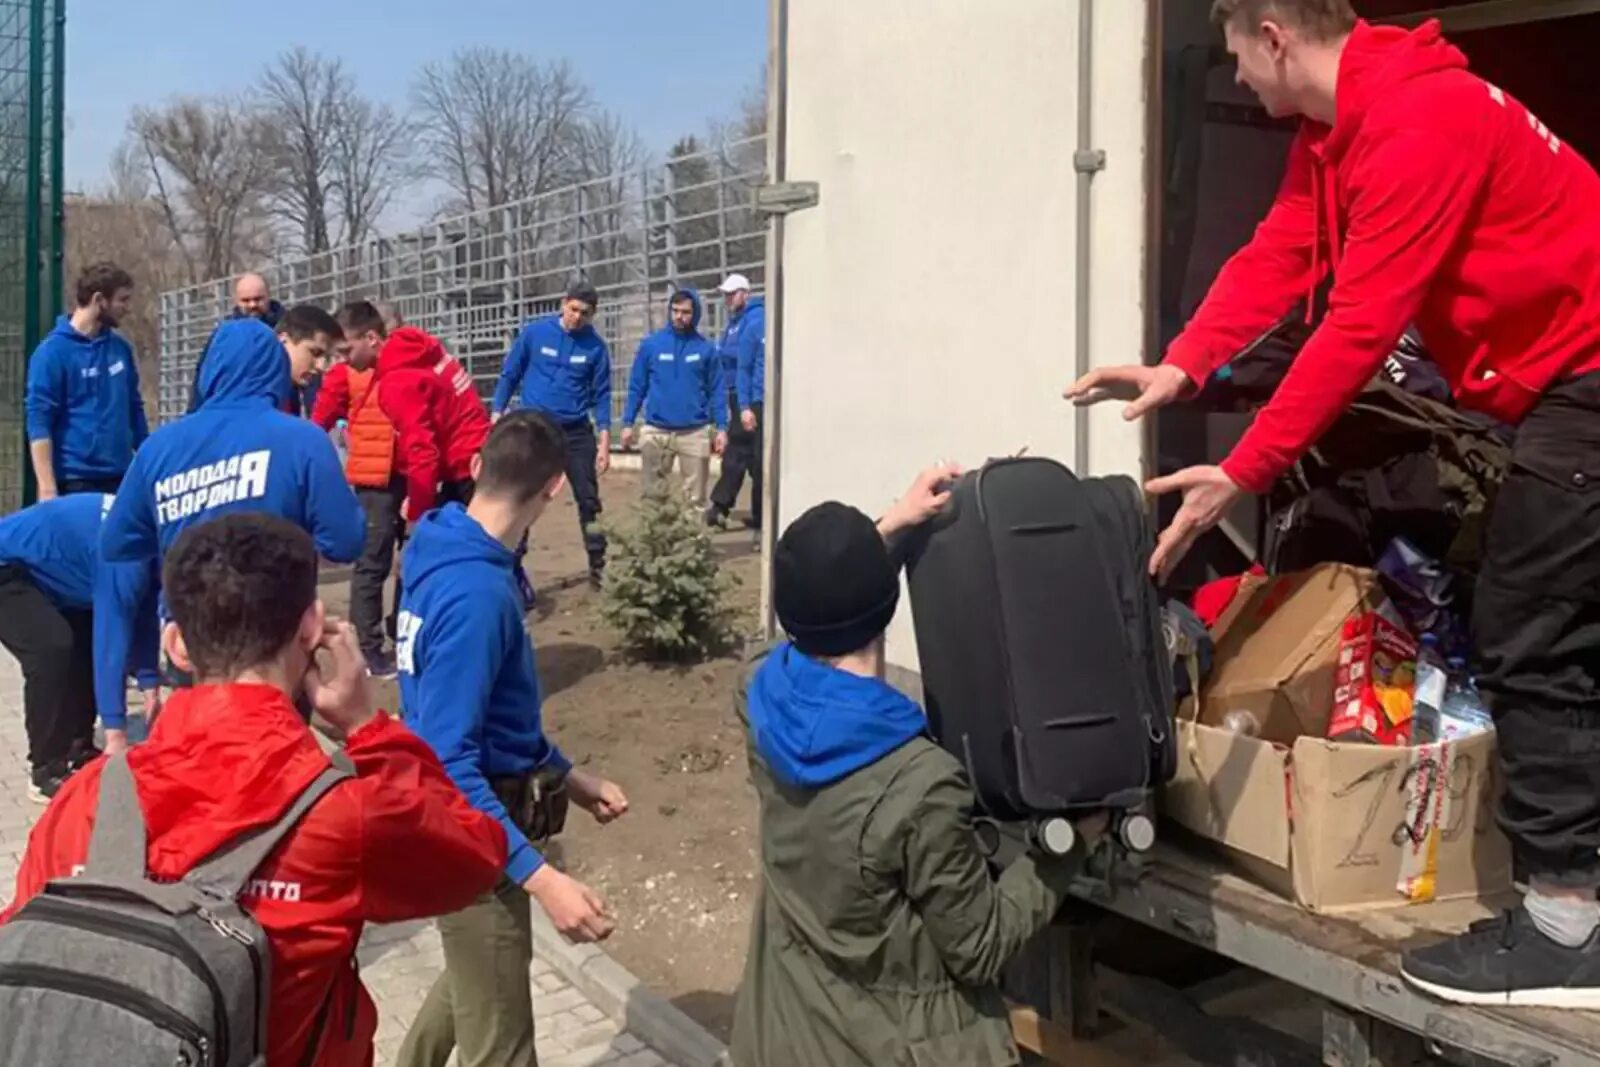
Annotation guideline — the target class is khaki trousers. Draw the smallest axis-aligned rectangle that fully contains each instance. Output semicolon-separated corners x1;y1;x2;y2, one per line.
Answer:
640;425;712;506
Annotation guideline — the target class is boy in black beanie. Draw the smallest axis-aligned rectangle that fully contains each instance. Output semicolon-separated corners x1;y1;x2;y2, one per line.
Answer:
731;463;1106;1067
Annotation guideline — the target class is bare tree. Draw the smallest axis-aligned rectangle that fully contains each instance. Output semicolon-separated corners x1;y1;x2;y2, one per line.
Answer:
562;111;645;289
129;97;275;282
411;49;593;213
258;47;344;254
331;95;410;245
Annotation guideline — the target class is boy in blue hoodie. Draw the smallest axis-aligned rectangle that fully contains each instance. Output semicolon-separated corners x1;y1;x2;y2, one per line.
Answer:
491;282;613;587
732;466;1106;1067
100;310;364;748
0;494;159;801
25;262;148;499
396;409;628;1067
619;288;728;505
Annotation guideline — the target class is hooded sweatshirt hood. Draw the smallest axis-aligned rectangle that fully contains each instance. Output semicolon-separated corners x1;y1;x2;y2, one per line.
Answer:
377;326;445;375
672;288;703;334
398;502;572;883
1322;20;1468;164
746;642;925;789
622;288;724;430
196;318;293;410
128;683;334;873
403;500;517;589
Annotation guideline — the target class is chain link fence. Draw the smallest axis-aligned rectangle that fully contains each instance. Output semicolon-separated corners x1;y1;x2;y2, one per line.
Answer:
0;0;62;510
157;136;768;425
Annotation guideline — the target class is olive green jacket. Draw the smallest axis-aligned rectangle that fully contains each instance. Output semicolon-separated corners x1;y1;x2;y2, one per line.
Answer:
730;649;1084;1067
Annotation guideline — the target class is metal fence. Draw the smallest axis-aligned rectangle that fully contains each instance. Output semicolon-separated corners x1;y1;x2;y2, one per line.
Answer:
157;135;768;424
0;0;62;510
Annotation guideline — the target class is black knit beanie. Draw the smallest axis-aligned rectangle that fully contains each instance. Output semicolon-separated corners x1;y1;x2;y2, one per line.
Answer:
774;501;900;658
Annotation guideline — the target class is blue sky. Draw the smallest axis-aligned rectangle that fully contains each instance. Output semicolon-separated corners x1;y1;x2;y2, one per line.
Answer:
64;0;767;222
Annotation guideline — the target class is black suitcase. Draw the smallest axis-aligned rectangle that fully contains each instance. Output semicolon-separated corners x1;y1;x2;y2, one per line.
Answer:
905;456;1176;854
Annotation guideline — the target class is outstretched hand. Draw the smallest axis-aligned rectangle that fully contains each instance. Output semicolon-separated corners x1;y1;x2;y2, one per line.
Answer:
1064;363;1192;422
1144;465;1242;581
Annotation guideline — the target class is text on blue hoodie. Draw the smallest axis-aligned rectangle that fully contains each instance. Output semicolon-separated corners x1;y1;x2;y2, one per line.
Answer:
622;290;727;431
397;503;573;883
101;317;365;567
25;315;149;481
0;494;161;730
746;642;927;789
724;296;766;411
492;314;613;429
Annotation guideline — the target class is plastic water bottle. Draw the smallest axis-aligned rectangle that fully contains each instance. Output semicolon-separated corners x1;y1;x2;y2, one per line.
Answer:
1412;634;1449;745
1438;657;1493;740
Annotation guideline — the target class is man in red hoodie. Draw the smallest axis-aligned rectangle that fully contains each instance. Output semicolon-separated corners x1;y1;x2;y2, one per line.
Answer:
1069;0;1600;1005
1;512;508;1064
341;302;492;525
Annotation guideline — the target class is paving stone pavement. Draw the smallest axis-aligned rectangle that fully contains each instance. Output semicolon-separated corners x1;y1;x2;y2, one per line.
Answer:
0;652;676;1067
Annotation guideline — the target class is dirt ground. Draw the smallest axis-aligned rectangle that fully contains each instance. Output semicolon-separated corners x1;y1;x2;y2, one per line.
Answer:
340;469;761;1042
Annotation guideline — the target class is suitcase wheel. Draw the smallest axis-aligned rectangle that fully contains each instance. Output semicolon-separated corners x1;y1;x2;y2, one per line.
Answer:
1119;813;1156;853
1033;817;1077;857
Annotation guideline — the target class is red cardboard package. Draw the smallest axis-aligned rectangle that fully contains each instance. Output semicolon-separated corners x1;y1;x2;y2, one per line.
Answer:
1329;612;1418;746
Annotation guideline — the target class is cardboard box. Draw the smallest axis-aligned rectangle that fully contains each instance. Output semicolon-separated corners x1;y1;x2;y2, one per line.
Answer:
1164;565;1512;912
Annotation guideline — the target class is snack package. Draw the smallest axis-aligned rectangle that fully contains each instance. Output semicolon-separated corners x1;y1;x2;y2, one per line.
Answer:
1329;612;1419;745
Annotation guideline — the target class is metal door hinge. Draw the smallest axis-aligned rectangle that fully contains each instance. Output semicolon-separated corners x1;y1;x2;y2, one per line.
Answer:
755;181;820;217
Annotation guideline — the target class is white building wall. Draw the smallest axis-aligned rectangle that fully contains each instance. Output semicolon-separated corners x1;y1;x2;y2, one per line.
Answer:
773;0;1152;673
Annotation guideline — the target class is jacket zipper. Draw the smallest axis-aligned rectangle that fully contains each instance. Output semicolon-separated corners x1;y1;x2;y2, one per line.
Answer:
0;961;211;1064
21;894;231;1064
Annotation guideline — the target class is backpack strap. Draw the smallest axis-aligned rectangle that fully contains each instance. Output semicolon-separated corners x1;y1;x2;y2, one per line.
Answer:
184;750;356;904
84;753;149;881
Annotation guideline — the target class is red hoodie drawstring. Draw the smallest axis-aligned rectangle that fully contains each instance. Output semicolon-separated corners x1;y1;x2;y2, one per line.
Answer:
1306;154;1344;324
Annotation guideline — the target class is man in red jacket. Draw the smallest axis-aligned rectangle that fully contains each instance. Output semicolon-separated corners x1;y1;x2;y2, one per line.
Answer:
1;512;508;1065
1069;0;1600;1005
340;302;491;524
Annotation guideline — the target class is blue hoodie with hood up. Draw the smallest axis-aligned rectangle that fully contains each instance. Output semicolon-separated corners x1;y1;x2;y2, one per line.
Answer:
25;315;149;481
101;318;365;567
0;494;160;730
397;503;573;884
622;290;727;432
745;641;927;789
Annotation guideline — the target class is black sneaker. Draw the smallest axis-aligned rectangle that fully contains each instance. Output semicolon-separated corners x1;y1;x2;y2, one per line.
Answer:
588;566;605;592
27;762;70;805
705;505;728;530
1401;908;1600;1008
364;649;398;680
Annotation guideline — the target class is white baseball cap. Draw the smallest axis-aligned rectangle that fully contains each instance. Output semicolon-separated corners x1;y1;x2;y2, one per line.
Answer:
717;273;752;294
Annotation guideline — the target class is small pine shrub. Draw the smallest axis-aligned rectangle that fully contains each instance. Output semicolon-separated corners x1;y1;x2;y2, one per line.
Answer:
600;482;739;661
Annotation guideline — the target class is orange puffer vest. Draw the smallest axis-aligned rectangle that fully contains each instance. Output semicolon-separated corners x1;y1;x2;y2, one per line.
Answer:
344;366;399;488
